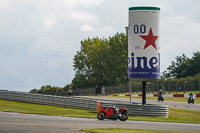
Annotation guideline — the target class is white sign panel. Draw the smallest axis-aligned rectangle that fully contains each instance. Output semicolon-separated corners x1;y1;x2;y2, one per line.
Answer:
128;7;160;81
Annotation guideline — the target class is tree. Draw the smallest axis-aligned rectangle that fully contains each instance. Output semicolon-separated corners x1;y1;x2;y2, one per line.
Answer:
72;33;128;88
72;37;110;88
29;88;37;93
189;51;200;76
105;33;128;85
162;51;200;79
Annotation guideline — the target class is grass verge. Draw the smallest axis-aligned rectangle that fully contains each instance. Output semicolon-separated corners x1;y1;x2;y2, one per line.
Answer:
0;100;96;118
129;108;200;124
0;100;200;124
81;128;200;133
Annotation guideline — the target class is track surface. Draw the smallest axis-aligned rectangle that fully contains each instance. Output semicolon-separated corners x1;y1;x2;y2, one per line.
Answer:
0;112;200;133
81;96;200;111
1;97;200;133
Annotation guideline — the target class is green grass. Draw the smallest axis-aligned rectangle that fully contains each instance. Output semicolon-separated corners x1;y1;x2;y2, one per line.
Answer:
129;108;200;124
0;100;200;124
0;100;97;118
81;128;200;133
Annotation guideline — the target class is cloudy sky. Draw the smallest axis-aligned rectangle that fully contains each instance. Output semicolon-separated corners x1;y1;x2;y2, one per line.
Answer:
0;0;200;92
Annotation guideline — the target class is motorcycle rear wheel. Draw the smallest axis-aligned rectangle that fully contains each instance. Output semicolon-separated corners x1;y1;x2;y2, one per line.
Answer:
119;113;128;121
97;113;106;120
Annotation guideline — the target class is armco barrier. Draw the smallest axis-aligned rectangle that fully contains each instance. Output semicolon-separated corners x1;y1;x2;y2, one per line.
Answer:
0;90;168;117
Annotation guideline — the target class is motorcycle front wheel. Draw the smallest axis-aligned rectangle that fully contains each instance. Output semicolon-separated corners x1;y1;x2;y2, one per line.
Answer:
119;113;128;121
97;113;106;120
162;98;164;102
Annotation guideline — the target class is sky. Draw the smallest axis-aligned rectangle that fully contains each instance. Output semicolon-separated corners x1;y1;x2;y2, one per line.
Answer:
0;0;200;92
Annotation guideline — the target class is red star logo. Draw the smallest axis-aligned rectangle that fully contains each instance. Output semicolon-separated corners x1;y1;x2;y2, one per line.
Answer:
139;28;159;50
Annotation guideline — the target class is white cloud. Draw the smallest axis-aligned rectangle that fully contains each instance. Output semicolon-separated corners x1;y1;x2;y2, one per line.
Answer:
65;0;77;7
81;24;95;31
69;11;99;23
0;0;10;10
28;37;73;56
66;0;104;7
161;16;200;52
156;4;172;12
13;49;22;55
43;58;60;69
45;14;56;30
102;26;114;31
79;0;104;7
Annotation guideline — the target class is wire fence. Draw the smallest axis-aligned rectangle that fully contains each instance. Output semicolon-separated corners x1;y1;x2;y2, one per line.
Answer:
71;81;200;96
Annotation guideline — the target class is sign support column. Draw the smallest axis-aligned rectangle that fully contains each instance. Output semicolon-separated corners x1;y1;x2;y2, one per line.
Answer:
129;81;132;103
142;81;146;105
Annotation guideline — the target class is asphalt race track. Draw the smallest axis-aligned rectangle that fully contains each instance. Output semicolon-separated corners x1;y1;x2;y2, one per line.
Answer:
1;97;200;133
0;112;200;133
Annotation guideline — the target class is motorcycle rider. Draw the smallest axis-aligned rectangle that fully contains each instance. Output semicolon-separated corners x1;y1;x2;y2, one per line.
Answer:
158;90;163;96
188;92;195;104
158;90;165;102
189;92;193;97
110;104;118;113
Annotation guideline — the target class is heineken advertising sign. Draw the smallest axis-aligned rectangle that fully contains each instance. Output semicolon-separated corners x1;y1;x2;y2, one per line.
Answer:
128;7;160;81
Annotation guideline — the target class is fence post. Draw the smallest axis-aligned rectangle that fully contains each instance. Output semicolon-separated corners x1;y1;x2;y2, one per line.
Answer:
199;81;200;94
191;82;193;92
184;82;185;94
157;82;158;94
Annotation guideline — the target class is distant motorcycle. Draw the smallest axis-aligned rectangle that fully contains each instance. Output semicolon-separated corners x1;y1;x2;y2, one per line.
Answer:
97;106;128;121
67;89;73;96
158;95;164;102
188;95;195;104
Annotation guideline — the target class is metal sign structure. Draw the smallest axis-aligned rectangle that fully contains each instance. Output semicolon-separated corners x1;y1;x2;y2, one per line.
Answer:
128;7;160;104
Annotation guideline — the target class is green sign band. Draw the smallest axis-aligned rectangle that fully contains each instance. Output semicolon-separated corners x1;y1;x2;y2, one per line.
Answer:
129;7;160;11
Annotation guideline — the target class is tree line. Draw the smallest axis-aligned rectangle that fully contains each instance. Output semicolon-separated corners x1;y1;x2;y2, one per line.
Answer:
30;32;200;95
30;84;72;96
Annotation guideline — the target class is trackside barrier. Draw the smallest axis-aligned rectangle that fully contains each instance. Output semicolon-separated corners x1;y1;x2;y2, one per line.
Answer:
0;90;168;117
113;94;200;98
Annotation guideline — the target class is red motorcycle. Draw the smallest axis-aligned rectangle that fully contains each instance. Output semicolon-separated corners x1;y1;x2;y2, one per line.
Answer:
97;105;128;121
